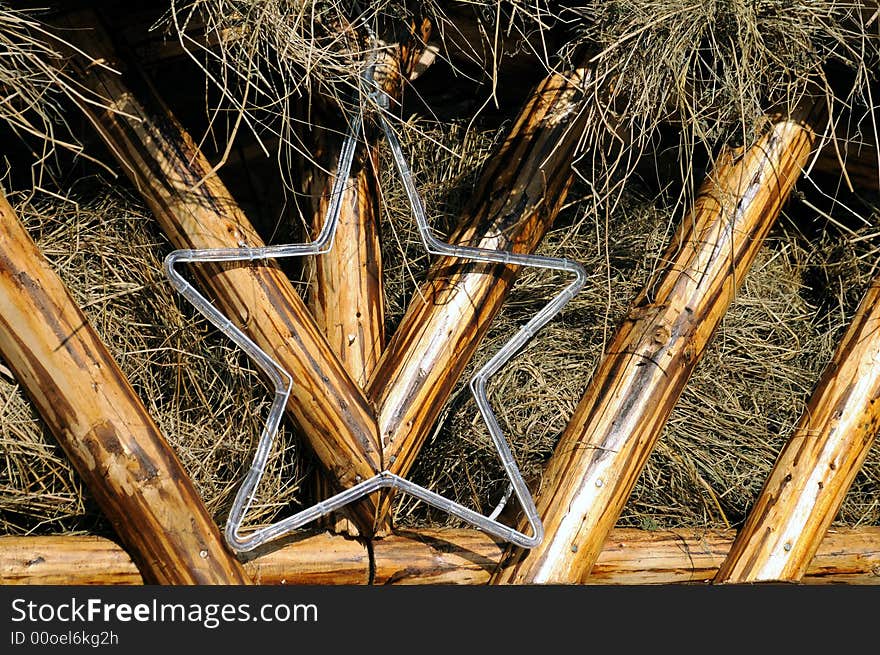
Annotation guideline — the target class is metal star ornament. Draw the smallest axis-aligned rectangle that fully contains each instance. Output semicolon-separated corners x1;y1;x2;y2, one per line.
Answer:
164;58;586;554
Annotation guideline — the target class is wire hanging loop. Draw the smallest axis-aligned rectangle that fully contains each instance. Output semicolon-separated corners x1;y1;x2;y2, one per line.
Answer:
163;48;587;554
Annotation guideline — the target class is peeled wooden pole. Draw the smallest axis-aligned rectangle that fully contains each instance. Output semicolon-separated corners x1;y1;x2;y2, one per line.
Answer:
715;274;880;583
303;123;384;535
493;104;822;584
366;65;596;524
304;22;431;386
586;527;880;586
0;533;368;586
3;526;878;585
304;127;384;388
54;11;383;532
0;191;249;585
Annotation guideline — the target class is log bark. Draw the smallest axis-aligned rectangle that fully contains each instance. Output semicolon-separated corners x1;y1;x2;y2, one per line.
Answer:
366;64;597;526
52;10;383;532
714;274;880;583
0;191;249;584
370;529;506;585
3;526;878;585
492;104;822;584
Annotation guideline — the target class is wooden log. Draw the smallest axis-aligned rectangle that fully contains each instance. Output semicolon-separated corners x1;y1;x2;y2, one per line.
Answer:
304;21;431;377
0;191;249;585
3;526;878;585
303;19;432;383
370;529;506;585
0;536;144;586
0;533;367;586
303;126;383;535
246;533;370;585
492;104;823;584
366;64;597;525
52;10;384;533
714;274;880;583
587;527;880;585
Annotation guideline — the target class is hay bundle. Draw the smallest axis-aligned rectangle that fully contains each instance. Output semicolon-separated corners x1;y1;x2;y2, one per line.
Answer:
162;2;879;201
0;3;116;184
566;1;880;145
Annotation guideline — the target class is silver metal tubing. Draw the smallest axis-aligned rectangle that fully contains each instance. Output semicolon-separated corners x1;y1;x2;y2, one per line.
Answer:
164;58;587;554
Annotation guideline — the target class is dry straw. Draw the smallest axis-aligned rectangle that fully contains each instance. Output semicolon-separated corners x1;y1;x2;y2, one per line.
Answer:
0;3;122;188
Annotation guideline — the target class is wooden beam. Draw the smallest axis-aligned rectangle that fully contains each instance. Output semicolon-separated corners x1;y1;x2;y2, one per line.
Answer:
51;10;384;533
3;526;878;585
366;64;597;526
0;191;249;585
302;113;384;391
492;103;823;584
302;121;384;536
0;533;367;586
370;529;505;585
587;526;880;585
303;20;432;401
714;273;880;583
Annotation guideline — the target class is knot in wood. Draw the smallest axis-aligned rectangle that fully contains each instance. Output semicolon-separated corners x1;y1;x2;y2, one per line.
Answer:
651;324;671;346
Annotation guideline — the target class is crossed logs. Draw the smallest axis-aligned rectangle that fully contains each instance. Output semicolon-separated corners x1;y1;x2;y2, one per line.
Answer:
1;10;878;585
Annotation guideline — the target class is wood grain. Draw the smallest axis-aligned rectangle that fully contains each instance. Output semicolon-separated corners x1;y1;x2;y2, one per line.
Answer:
715;274;880;582
0;191;249;584
493;104;822;584
304;129;384;389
